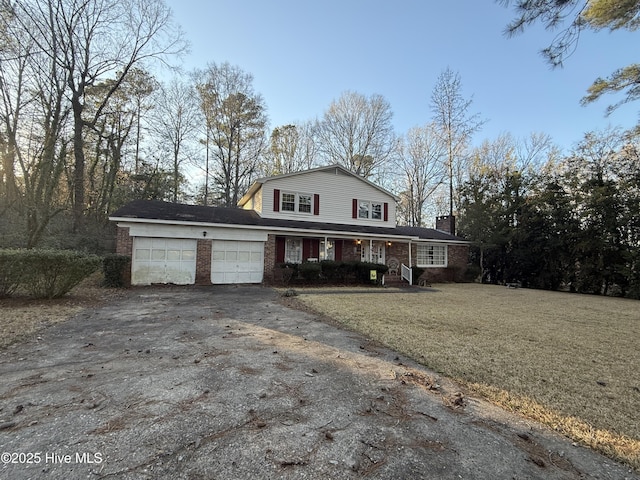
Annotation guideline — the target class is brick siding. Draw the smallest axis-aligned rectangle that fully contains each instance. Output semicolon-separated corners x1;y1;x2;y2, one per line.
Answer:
263;234;277;283
417;244;469;283
341;239;360;262
116;226;133;256
387;241;469;283
195;239;212;285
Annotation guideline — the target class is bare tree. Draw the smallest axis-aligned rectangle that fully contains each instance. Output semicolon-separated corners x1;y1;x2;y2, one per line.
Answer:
194;62;268;207
515;131;560;173
9;0;187;231
83;69;159;218
470;132;559;181
262;121;317;176
395;124;446;226
430;68;484;217
0;4;71;247
316;91;396;179
150;78;200;203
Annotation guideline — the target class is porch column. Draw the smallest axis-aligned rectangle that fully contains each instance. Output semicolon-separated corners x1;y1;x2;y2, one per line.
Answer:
369;239;373;262
409;240;412;267
324;236;328;260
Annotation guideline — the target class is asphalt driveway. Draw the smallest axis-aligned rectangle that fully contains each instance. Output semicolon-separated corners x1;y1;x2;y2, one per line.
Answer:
0;285;637;479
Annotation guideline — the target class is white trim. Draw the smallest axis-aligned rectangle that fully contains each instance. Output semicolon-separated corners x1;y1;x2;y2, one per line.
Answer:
111;216;469;245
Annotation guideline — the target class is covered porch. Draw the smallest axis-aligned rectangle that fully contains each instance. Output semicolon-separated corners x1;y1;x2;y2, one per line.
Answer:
266;233;416;285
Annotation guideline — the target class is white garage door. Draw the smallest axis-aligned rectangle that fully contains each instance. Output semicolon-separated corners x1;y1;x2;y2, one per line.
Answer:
132;238;197;285
211;240;264;284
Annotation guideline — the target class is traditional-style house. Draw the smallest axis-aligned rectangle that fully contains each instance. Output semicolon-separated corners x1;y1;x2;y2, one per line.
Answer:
109;164;468;286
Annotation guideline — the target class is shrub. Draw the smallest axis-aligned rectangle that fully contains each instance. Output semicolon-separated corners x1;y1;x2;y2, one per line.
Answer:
275;260;392;286
299;262;322;282
20;250;102;299
0;249;25;297
102;254;131;288
354;262;389;285
411;266;425;283
276;263;298;285
319;260;341;281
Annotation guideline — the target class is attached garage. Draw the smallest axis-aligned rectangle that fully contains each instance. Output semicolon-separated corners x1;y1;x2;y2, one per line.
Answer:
211;240;264;284
132;238;197;285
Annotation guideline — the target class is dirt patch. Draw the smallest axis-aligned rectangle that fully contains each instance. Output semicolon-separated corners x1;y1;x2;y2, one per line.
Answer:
0;285;637;479
0;275;125;349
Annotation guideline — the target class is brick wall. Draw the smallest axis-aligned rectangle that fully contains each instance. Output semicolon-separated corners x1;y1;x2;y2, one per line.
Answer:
341;239;360;262
388;241;469;283
418;244;469;283
195;239;212;285
448;244;469;273
386;242;410;267
263;234;277;283
116;226;133;256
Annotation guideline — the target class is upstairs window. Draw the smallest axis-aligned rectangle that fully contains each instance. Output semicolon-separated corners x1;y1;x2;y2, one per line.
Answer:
355;200;386;221
371;203;382;220
298;194;312;213
279;191;314;214
358;201;369;219
282;193;296;212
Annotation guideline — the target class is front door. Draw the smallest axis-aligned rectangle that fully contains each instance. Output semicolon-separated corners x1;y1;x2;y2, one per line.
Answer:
361;241;385;265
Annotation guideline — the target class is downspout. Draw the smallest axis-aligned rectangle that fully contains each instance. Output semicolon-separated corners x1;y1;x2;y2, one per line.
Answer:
409;240;413;285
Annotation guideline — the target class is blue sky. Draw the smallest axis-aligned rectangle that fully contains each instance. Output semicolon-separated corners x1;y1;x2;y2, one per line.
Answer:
165;0;637;153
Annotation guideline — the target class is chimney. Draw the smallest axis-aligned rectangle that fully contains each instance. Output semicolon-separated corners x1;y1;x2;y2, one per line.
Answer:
436;215;456;236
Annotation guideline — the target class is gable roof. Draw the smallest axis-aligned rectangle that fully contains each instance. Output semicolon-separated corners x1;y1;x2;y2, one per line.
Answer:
238;164;400;207
110;200;466;243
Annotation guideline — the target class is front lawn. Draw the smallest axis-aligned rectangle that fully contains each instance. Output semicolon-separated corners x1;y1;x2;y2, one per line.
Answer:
293;283;640;471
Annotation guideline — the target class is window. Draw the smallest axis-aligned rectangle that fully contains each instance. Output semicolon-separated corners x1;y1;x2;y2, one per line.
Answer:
282;193;296;212
284;238;302;264
357;200;384;221
358;201;369;219
281;192;313;214
320;240;334;261
299;194;312;213
371;203;382;220
417;244;447;267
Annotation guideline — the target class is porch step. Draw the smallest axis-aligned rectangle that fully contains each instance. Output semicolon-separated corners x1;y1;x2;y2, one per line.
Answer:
383;275;409;287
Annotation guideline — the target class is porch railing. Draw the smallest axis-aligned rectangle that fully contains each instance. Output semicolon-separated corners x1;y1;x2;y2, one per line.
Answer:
401;263;412;285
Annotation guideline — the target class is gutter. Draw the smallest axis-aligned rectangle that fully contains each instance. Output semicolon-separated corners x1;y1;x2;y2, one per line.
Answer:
109;216;469;245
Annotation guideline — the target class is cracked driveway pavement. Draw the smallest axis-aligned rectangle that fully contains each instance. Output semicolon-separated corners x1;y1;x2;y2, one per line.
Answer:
0;285;637;479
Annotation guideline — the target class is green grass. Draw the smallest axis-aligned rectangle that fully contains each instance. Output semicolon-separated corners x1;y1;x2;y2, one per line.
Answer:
294;283;640;470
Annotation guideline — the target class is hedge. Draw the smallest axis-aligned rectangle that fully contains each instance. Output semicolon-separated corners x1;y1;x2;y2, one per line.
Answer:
102;254;131;288
0;249;102;299
0;249;25;298
276;260;389;285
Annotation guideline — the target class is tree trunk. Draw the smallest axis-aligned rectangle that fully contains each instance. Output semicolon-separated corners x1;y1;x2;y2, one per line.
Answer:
72;96;85;233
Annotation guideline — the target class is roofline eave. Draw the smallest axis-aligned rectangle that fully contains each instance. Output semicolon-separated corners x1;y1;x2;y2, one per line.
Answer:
110;216;468;244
